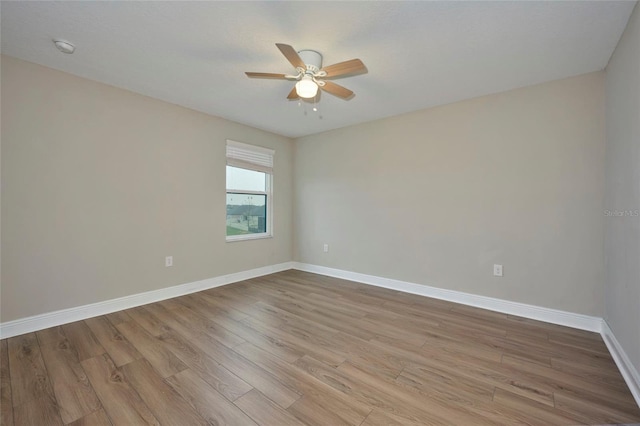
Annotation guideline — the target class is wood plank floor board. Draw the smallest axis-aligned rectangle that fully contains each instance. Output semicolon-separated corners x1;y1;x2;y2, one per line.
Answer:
162;303;246;349
306;291;393;318
187;291;250;322
35;327;101;424
504;315;601;339
207;343;303;409
286;395;367;426
397;364;496;404
165;368;258;426
547;332;611;356
263;298;377;341
125;305;252;401
504;325;551;342
501;354;640;414
501;330;554;358
503;353;638;400
233;342;371;425
500;351;553;369
426;314;511;339
1;340;14;426
7;333;55;408
239;315;347;367
84;316;143;367
392;373;516;425
295;292;369;319
553;391;640;425
360;409;427;426
549;356;627;387
420;329;506;363
251;301;340;338
372;334;505;379
242;280;372;321
188;306;304;363
354;316;428;347
328;332;406;379
273;313;340;343
257;291;352;324
103;311;133;326
120;359;208;425
12;395;62;426
502;330;612;362
380;299;457;321
349;358;561;426
2;270;639;425
242;279;318;303
61;322;105;362
426;326;579;367
141;301;302;409
200;289;260;316
361;309;441;336
234;389;305;426
155;329;253;401
66;408;112;426
417;345;557;406
33;327;66;349
114;320;187;379
81;354;159;426
295;355;478;425
176;292;251;326
491;388;582;425
122;307;172;337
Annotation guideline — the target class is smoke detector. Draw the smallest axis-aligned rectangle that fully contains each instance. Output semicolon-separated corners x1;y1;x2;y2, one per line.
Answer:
53;39;75;54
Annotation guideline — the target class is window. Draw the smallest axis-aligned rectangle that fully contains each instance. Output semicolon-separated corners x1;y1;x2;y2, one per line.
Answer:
226;140;274;241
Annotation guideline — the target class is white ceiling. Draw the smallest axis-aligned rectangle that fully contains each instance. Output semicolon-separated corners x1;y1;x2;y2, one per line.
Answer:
1;1;635;138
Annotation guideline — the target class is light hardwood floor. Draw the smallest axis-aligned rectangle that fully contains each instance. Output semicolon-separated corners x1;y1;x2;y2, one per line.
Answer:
1;270;639;425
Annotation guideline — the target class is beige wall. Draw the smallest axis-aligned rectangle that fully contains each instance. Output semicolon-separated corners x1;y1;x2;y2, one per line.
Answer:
1;56;293;322
295;72;605;316
0;55;613;324
604;3;640;374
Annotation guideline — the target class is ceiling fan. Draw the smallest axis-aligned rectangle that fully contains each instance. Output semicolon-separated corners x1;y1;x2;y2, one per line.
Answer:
245;43;366;100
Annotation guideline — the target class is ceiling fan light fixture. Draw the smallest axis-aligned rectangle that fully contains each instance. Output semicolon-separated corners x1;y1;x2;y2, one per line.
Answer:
246;44;365;101
295;76;318;98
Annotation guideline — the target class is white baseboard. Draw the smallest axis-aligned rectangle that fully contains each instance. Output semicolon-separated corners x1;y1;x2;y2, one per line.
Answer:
601;320;640;407
0;261;294;339
292;262;602;332
1;261;601;338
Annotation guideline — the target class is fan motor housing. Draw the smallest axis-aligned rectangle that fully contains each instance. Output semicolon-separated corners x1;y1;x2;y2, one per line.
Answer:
297;50;322;73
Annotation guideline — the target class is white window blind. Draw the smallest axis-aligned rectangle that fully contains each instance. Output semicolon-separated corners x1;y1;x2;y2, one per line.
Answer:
226;140;274;174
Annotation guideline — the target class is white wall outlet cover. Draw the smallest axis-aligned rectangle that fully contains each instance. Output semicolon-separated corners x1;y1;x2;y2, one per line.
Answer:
493;264;503;276
323;244;329;253
165;256;173;267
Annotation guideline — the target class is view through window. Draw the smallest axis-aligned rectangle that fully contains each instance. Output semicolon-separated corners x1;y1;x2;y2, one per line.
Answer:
226;167;268;237
225;141;273;240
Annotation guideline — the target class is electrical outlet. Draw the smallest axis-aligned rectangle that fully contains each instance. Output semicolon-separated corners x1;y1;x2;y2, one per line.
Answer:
323;244;329;253
165;256;173;267
493;264;503;277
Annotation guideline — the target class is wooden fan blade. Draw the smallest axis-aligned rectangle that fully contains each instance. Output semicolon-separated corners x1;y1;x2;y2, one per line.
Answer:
287;86;299;100
321;81;354;99
276;43;306;70
321;59;366;78
245;72;288;79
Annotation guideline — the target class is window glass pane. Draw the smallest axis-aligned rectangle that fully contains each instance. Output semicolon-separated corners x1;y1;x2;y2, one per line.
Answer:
226;166;266;191
226;193;267;236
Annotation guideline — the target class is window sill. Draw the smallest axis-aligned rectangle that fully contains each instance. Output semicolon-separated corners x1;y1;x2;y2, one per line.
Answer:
226;233;273;243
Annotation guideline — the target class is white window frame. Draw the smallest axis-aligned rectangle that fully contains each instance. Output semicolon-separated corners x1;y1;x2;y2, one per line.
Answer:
226;140;274;242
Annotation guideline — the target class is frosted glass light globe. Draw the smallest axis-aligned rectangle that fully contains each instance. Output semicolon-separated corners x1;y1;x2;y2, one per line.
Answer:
295;76;318;98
